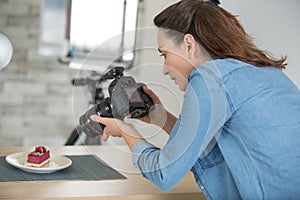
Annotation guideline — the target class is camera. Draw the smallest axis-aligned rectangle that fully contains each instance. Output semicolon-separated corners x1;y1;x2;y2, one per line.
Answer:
79;67;153;138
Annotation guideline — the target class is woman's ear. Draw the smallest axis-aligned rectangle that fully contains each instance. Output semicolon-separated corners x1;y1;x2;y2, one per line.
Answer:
184;34;196;58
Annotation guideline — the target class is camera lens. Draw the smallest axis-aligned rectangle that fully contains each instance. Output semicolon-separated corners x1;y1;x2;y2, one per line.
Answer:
79;97;113;138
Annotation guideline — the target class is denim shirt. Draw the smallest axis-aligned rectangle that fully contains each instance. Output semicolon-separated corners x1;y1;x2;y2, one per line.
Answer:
132;58;300;199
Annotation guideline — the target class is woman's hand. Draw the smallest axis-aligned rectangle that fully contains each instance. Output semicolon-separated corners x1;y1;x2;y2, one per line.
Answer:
90;115;144;149
140;86;178;135
139;86;168;128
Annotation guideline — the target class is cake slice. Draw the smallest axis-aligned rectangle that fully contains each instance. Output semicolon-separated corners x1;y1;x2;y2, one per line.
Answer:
27;146;50;167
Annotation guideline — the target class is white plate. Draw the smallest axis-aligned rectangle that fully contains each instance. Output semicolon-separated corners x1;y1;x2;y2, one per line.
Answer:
5;152;72;174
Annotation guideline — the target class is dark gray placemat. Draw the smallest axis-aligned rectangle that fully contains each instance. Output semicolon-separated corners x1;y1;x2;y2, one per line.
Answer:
0;155;126;182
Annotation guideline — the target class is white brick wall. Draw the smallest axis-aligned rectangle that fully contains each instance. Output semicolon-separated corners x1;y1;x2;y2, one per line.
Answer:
0;0;75;146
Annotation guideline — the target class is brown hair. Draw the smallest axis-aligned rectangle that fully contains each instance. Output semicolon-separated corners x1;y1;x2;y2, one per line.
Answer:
154;0;287;69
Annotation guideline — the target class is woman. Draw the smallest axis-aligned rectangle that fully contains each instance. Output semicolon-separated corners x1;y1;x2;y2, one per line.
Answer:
91;0;300;199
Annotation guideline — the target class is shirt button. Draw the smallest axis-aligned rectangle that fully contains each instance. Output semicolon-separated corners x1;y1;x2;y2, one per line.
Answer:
200;185;205;190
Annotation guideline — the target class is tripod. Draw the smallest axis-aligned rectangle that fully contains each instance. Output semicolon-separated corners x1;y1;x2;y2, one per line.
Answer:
65;73;105;145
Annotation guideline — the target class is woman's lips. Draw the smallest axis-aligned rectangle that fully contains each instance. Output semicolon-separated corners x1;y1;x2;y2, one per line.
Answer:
171;77;177;84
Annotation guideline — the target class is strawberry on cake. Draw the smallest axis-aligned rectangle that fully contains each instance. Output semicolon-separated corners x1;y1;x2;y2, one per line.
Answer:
27;146;50;167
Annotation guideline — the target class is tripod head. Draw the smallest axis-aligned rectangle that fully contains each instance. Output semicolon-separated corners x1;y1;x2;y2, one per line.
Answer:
71;73;105;104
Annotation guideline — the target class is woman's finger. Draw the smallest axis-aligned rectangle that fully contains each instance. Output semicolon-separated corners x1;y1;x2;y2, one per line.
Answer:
101;129;110;141
143;86;156;97
90;115;107;124
142;86;161;104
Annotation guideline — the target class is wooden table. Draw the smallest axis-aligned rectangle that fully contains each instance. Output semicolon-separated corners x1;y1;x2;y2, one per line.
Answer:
0;145;205;200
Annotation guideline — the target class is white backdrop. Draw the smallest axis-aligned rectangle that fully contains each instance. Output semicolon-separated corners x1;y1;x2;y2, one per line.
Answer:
222;0;300;87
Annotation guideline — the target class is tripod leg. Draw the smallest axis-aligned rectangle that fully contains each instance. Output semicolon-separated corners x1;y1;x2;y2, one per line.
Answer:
65;127;82;145
84;135;101;145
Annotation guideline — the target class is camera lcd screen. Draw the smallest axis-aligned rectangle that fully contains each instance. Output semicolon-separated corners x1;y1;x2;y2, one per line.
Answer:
125;87;143;103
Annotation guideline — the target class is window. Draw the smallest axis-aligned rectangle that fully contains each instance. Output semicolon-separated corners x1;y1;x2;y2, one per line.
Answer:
39;0;139;72
69;0;139;71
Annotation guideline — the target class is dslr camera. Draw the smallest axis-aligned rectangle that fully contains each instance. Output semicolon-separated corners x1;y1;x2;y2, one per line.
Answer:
79;67;153;138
